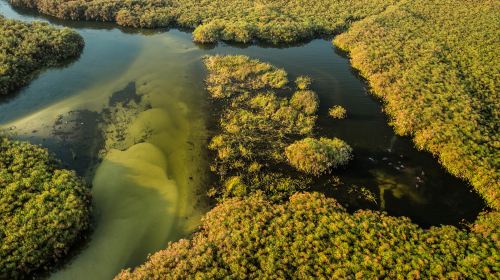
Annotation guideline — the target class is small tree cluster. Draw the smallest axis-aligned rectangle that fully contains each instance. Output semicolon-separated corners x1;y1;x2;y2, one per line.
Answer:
285;137;353;176
205;55;321;200
329;105;347;119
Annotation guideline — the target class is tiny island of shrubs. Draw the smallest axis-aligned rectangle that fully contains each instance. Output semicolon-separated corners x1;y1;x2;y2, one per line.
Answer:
329;105;347;119
285;137;352;176
0;16;84;95
0;138;91;279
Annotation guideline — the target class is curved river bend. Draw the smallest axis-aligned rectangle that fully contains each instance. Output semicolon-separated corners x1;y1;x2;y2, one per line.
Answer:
0;1;485;279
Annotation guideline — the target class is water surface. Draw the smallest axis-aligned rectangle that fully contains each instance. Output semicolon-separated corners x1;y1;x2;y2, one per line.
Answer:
0;1;486;278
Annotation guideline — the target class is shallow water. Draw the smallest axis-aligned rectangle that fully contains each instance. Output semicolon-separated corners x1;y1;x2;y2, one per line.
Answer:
0;1;486;278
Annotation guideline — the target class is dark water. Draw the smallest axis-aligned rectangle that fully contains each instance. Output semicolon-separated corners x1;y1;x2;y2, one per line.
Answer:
0;1;486;278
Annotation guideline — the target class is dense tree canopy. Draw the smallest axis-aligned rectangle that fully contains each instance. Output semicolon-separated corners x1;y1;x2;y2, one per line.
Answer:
0;16;83;95
0;138;91;279
8;0;396;43
335;0;500;210
116;192;498;279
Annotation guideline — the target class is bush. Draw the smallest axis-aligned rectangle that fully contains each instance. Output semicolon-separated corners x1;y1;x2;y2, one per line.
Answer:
192;21;224;43
285;137;352;175
0;138;91;279
116;192;498;279
0;16;84;95
295;76;312;90
328;105;347;119
290;90;319;115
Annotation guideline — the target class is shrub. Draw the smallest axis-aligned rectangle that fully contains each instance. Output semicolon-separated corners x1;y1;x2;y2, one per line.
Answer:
204;55;288;98
295;76;312;90
0;138;91;279
285;137;352;175
192;20;224;43
0;16;83;95
290;90;319;115
116;192;498;279
328;105;347;119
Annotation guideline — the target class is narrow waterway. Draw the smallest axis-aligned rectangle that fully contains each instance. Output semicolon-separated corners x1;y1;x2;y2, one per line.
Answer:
0;1;485;278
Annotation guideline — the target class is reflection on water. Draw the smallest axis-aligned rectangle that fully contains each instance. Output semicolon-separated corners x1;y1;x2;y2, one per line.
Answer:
0;0;486;278
371;170;427;210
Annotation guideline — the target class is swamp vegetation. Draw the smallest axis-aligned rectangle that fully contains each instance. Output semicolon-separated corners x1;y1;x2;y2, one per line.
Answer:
204;55;353;201
116;56;498;279
0;138;90;279
8;0;498;213
7;0;396;43
117;192;497;279
0;15;83;95
335;0;500;212
0;0;498;278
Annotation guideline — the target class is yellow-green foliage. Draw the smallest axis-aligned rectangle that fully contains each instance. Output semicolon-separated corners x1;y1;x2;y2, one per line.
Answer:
205;55;324;200
329;105;347;119
295;76;312;90
204;55;287;98
0;16;83;95
290;90;319;115
8;0;396;43
285;137;352;175
0;138;91;279
334;0;500;210
116;192;498;279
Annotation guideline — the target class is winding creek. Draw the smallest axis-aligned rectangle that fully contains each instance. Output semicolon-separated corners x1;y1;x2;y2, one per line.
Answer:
0;1;486;279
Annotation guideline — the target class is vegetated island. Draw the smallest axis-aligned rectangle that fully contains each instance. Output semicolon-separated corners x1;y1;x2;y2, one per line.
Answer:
0;138;91;279
203;55;353;202
116;56;498;279
0;15;83;95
